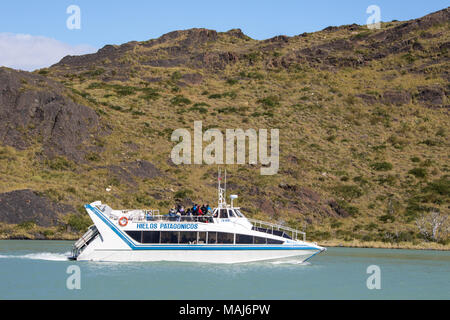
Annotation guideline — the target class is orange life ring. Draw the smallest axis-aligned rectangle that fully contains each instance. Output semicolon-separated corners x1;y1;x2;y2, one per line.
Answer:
118;217;128;227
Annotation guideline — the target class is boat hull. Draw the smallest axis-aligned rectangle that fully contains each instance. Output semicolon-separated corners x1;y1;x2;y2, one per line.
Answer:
77;247;322;264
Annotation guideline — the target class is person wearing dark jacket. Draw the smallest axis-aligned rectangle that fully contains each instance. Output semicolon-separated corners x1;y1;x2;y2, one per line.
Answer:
201;204;207;216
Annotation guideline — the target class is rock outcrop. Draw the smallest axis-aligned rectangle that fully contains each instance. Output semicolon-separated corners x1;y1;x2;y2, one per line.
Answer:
0;189;76;227
0;67;102;161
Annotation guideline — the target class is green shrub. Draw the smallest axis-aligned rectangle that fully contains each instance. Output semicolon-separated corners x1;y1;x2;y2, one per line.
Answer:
47;157;73;171
136;194;153;206
66;214;92;232
131;110;146;116
421;139;440;147
85;152;101;162
258;96;280;108
436;127;446;137
171;71;182;82
226;79;238;85
140;87;160;101
409;168;427;178
114;86;136;96
333;185;363;201
365;223;378;231
174;189;193;199
376;174;397;186
189;105;208;114
371;162;393;171
18;221;36;230
170;95;191;106
208;93;222;99
108;104;124;111
83;68;105;77
378;214;396;223
424;177;449;195
331;221;343;229
344;95;356;105
402;53;416;64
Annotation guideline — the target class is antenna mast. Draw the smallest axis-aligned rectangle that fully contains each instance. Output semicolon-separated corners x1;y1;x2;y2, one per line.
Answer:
218;168;226;208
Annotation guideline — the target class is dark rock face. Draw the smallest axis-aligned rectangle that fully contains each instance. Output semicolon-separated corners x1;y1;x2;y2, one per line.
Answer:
416;86;446;108
180;73;203;85
0;189;76;227
125;160;162;180
0;68;102;161
327;200;350;218
382;90;411;106
55;28;242;71
101;160;162;185
356;93;378;105
278;183;337;218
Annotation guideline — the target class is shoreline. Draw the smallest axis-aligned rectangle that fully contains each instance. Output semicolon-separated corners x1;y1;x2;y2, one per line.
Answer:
319;240;450;251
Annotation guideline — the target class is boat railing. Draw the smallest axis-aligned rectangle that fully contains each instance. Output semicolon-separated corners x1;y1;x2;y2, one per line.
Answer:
247;218;306;241
118;213;215;224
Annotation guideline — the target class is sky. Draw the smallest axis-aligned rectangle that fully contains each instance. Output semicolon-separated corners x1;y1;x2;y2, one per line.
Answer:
0;0;448;71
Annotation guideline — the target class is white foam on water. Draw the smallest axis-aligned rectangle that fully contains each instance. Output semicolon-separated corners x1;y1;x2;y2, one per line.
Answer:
270;259;311;265
0;252;71;261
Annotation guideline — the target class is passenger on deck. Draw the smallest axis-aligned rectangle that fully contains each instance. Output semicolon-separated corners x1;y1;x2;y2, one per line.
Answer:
168;207;177;221
201;204;207;216
192;204;199;216
186;208;193;221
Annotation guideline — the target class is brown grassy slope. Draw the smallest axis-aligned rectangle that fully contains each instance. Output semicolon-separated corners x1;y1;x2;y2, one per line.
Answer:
0;8;449;246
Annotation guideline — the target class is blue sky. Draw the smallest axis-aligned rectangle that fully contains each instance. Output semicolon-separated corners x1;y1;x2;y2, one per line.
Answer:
0;1;448;70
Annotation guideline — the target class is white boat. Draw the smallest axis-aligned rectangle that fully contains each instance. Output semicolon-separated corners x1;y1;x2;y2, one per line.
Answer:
70;173;326;263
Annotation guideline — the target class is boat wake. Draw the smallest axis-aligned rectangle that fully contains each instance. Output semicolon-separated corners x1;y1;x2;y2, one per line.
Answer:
0;252;71;261
269;259;311;266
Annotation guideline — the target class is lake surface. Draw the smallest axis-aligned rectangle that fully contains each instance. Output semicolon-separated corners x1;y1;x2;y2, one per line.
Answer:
0;240;448;300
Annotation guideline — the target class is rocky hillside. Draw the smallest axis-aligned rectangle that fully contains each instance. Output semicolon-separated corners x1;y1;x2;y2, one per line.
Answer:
0;7;448;246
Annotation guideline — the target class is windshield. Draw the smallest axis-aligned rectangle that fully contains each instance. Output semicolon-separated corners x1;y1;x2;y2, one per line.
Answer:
234;209;244;218
219;209;228;219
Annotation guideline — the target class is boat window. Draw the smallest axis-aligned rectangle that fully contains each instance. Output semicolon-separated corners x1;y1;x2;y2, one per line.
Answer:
219;209;228;219
126;231;142;243
198;232;207;244
160;231;179;244
217;232;234;244
179;232;197;244
142;231;160;244
272;230;284;237
208;232;217;244
228;209;236;218
213;209;219;218
236;234;252;244
267;238;284;245
254;236;267;244
234;209;244;218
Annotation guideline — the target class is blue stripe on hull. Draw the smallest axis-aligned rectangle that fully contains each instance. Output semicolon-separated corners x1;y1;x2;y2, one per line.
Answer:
87;204;320;252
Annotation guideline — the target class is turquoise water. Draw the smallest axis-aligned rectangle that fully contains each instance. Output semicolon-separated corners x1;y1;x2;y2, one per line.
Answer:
0;241;449;300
